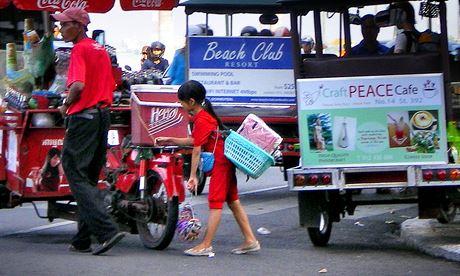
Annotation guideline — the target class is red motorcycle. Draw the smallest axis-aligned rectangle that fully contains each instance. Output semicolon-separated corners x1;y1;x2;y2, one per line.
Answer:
102;142;186;249
0;87;189;250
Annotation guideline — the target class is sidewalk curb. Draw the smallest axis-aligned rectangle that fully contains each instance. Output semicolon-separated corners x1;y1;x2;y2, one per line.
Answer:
401;218;460;262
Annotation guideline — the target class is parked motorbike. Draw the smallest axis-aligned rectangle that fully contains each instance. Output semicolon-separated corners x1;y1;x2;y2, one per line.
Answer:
47;140;187;250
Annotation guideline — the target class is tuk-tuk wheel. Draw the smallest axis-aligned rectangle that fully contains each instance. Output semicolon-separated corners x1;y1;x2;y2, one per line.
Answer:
307;210;332;246
437;201;457;224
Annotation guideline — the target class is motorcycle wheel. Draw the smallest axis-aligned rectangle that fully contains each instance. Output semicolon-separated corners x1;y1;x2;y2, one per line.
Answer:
307;209;332;247
136;172;179;250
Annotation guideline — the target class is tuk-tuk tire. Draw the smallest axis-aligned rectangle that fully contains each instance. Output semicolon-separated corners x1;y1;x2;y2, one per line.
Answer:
437;201;457;224
307;210;332;247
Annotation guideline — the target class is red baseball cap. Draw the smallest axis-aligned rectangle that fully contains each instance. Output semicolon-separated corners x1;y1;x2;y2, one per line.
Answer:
51;8;90;26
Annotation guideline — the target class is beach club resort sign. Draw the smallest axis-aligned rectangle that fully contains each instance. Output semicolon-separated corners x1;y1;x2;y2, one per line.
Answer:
189;36;296;105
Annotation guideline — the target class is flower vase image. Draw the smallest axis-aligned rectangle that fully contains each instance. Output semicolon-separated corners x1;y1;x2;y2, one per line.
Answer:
337;120;349;148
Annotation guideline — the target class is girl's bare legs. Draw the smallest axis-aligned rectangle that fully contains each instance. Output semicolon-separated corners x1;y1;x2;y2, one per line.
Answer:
228;199;258;247
189;209;222;250
187;200;257;252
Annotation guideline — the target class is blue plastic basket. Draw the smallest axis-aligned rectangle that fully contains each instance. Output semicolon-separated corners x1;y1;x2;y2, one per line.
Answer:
224;130;275;179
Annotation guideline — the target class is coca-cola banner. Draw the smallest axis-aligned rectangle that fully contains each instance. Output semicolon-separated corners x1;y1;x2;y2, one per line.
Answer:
13;0;115;13
120;0;177;11
0;0;11;9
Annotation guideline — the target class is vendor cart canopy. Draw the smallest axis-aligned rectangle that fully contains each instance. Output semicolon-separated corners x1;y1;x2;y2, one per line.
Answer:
11;0;178;13
0;0;10;9
278;0;440;12
180;0;290;14
182;0;432;14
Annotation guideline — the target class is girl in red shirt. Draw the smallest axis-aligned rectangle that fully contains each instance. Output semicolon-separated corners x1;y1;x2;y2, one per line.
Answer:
156;80;260;256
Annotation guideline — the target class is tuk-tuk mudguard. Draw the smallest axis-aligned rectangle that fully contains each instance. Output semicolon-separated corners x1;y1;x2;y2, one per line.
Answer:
418;187;459;219
0;156;6;182
0;183;11;208
298;190;342;227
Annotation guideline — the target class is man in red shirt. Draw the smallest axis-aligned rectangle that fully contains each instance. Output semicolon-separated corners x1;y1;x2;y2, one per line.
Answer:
52;7;125;255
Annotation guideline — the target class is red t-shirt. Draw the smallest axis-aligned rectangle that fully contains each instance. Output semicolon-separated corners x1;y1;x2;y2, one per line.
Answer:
192;110;225;159
66;38;114;115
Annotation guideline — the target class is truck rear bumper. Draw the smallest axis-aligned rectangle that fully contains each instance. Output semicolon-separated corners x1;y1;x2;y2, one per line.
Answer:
288;164;460;191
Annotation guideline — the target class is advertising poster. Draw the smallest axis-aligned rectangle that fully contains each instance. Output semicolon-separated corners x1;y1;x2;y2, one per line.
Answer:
189;36;295;105
297;73;447;168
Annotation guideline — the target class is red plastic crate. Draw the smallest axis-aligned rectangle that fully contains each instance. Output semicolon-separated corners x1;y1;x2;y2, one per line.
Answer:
130;85;189;145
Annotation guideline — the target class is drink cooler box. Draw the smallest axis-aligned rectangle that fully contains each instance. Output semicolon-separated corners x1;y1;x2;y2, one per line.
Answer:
130;85;188;145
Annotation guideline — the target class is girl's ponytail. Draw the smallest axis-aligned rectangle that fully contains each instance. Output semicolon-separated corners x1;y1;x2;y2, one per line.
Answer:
178;80;226;130
202;98;225;130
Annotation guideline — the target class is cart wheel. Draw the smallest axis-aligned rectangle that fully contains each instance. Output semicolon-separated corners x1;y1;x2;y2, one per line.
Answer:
307;210;332;247
437;201;457;224
196;169;207;195
136;172;179;250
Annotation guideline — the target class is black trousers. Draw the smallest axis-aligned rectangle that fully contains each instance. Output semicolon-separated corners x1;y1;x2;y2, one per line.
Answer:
62;108;118;247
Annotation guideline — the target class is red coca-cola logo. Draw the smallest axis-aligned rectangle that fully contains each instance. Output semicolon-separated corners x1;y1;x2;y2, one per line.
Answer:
37;0;88;9
132;0;162;8
14;0;114;12
120;0;175;10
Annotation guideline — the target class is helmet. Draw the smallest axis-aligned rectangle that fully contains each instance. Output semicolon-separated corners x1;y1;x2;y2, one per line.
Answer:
197;24;214;35
259;29;273;36
141;45;150;54
176;203;202;241
273;26;290;37
301;36;314;45
141;46;151;59
240;26;258;36
150;41;165;58
187;24;213;37
188;25;205;36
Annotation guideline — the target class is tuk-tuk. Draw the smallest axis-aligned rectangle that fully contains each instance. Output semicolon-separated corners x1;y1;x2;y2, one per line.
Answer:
181;0;460;246
181;0;301;190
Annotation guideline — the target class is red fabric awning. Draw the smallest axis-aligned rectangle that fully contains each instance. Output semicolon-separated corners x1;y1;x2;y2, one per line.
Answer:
120;0;177;11
0;0;11;9
12;0;116;13
12;0;178;12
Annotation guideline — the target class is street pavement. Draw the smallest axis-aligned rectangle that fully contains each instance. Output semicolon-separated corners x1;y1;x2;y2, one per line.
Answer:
1;167;459;275
239;168;460;264
401;215;460;262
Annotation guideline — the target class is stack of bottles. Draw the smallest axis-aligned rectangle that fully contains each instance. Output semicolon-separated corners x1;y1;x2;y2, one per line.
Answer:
4;88;29;111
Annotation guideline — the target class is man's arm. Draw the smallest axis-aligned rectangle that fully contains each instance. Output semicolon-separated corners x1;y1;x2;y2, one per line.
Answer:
59;81;84;115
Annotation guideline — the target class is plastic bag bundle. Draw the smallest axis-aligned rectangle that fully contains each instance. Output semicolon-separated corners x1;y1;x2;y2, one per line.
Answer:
237;114;283;154
176;203;202;241
31;34;55;79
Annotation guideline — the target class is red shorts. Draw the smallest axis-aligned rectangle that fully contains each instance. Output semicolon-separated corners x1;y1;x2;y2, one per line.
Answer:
208;161;239;209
